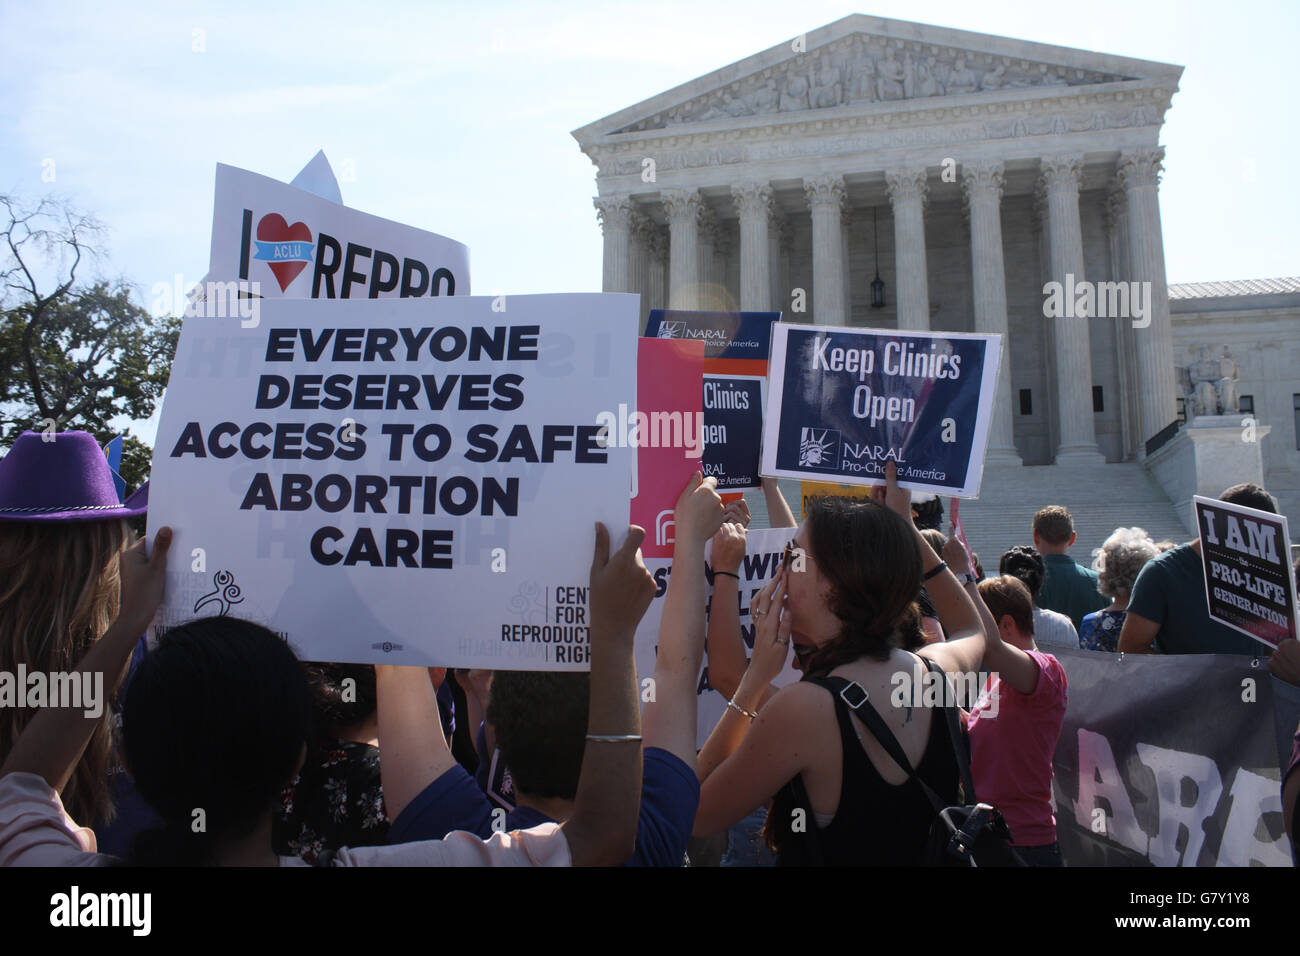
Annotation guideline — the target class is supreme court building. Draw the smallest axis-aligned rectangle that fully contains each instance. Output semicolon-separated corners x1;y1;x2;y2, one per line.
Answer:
573;15;1300;557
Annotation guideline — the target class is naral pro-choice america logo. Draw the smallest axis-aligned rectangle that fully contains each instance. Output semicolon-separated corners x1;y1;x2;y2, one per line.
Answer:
253;213;314;292
656;321;686;339
797;427;840;469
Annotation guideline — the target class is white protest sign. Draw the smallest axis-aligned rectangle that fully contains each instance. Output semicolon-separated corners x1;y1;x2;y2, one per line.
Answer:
147;293;638;670
207;162;470;302
761;324;1002;497
637;526;800;749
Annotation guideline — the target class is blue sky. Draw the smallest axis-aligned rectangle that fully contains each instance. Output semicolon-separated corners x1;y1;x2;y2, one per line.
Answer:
1;0;1297;441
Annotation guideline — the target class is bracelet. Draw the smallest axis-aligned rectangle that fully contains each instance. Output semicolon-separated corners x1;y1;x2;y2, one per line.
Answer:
713;571;739;579
921;561;948;582
585;734;642;742
727;697;758;720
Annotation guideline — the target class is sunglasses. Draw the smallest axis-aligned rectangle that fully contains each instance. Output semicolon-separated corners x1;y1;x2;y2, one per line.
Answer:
783;538;810;573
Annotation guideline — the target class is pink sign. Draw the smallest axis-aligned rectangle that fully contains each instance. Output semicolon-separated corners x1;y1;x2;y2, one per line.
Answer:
630;338;705;559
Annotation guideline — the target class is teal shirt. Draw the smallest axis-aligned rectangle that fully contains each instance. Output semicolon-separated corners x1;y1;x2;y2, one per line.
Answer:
1037;553;1108;630
1126;544;1269;657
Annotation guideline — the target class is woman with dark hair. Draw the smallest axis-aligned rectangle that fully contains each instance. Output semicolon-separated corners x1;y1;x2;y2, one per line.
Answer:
999;546;1078;651
693;463;1039;865
273;663;389;862
0;523;657;867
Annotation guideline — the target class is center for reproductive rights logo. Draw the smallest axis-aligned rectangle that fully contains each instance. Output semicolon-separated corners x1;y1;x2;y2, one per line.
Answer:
798;427;839;468
253;213;314;291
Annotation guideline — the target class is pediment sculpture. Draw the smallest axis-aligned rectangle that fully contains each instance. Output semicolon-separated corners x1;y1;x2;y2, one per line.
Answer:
616;35;1130;132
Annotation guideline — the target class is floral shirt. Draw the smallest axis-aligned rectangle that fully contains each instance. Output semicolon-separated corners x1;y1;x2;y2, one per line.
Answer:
1079;608;1126;653
274;739;388;864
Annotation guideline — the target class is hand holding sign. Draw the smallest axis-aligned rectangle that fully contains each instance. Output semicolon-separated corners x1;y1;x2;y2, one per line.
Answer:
674;472;726;548
121;527;173;635
590;523;656;643
870;461;913;528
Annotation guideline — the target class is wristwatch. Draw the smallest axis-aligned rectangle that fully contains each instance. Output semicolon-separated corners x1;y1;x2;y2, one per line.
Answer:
959;572;977;585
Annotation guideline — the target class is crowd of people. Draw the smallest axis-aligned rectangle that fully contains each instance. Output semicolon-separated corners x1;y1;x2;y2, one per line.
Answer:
1;427;1298;868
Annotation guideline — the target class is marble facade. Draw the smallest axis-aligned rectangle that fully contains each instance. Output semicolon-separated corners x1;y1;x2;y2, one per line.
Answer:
574;14;1186;468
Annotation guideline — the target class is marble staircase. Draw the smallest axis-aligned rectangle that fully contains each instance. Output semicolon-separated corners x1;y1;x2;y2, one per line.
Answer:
745;462;1193;569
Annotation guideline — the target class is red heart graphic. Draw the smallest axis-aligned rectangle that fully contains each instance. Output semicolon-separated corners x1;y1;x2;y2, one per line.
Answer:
256;214;313;292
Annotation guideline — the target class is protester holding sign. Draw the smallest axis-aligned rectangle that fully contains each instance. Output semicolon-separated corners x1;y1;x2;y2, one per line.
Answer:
0;522;654;867
692;462;1037;865
1119;482;1282;656
380;475;722;866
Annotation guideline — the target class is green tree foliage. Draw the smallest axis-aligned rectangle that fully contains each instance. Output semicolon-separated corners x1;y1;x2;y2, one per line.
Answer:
1;194;178;492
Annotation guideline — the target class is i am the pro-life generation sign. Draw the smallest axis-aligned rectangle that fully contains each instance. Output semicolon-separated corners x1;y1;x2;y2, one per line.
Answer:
1194;496;1298;649
760;324;1002;498
146;294;638;670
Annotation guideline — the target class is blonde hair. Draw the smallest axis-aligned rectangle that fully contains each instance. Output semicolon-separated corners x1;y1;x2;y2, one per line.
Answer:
0;520;128;825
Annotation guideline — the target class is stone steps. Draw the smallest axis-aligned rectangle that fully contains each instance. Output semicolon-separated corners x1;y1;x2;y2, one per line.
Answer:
743;463;1192;572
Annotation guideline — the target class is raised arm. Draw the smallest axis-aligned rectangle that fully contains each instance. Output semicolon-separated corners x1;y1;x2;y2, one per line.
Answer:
561;523;655;867
761;476;797;529
375;665;459;822
941;537;1040;695
0;528;171;789
703;520;748;701
866;465;986;677
644;472;724;769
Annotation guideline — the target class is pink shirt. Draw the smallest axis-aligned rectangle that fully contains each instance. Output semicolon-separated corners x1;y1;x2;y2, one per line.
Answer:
0;772;570;867
963;650;1067;847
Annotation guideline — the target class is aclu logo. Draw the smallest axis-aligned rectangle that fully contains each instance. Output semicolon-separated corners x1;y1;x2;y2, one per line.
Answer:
656;321;686;339
797;427;840;469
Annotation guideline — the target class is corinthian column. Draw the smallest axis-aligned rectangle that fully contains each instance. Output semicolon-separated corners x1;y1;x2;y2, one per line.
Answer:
962;161;1021;465
593;195;633;293
1118;148;1178;448
662;189;702;310
803;174;846;325
644;223;668;312
885;168;930;330
628;209;652;327
732;183;773;312
1040;155;1104;464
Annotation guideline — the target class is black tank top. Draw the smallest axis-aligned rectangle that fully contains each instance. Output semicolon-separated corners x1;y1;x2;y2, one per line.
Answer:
770;673;961;866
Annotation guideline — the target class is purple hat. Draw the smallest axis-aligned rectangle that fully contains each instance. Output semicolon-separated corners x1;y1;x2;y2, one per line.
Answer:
0;430;149;523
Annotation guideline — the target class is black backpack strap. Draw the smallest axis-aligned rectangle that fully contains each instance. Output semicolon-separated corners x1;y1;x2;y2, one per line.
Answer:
919;657;979;805
803;675;948;817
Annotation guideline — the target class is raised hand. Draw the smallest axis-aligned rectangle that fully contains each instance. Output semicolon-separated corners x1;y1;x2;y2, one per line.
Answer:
590;523;656;640
118;527;172;634
722;498;751;529
871;460;913;526
942;532;972;577
710;521;747;576
674;471;726;546
746;568;792;685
